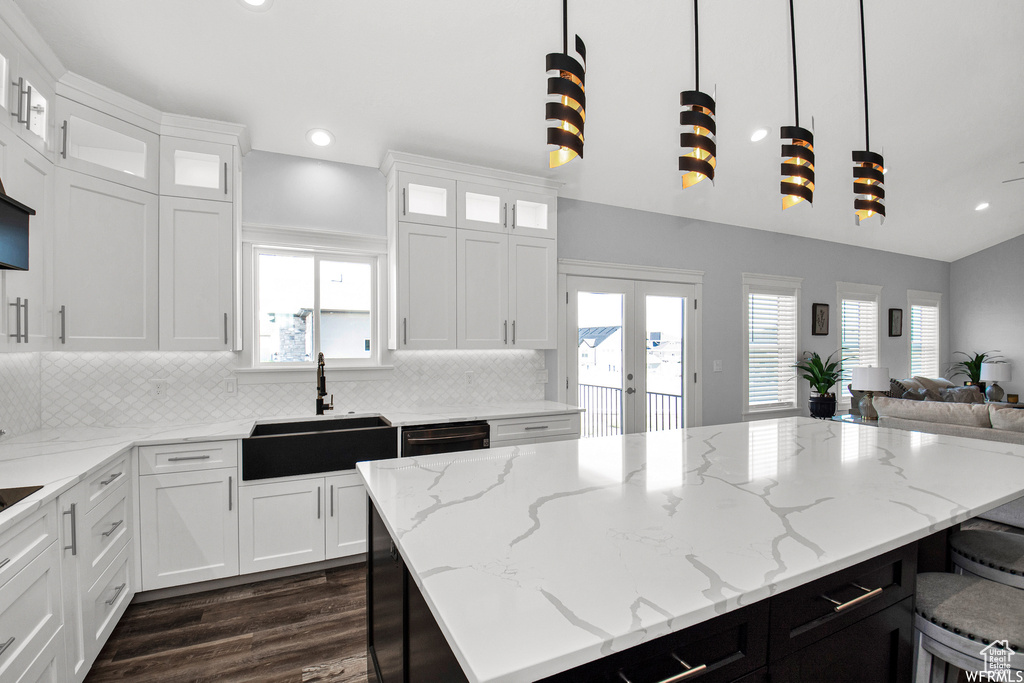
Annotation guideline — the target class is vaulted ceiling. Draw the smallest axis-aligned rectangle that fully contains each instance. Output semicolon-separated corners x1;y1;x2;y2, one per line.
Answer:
17;0;1024;261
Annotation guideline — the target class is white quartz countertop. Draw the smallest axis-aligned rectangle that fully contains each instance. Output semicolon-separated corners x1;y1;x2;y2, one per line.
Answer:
358;417;1024;683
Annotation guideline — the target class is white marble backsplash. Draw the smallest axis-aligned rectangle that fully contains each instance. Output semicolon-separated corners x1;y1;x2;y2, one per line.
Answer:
0;353;41;436
38;350;546;428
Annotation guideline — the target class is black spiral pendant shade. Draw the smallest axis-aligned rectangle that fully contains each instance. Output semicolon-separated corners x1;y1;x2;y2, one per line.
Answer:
781;0;814;210
546;0;586;168
853;0;885;223
680;0;716;188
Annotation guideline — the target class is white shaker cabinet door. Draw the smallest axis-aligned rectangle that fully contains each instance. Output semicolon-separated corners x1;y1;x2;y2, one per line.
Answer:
239;478;325;574
396;222;456;349
509;235;557;349
53;169;158;351
456;229;508;349
325;473;367;560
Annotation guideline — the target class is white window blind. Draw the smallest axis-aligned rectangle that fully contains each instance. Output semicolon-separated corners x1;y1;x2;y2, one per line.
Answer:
840;298;879;398
747;291;799;410
910;301;940;377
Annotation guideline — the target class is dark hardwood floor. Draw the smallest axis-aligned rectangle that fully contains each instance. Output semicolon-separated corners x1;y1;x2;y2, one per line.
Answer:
86;563;369;683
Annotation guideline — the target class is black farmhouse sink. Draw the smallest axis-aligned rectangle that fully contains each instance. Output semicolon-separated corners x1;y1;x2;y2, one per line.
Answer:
243;416;397;481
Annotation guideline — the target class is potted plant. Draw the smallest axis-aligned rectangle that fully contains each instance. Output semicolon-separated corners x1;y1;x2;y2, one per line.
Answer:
793;351;846;419
948;350;1003;393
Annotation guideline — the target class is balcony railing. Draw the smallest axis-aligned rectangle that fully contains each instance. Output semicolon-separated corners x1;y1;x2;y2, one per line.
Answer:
578;384;683;437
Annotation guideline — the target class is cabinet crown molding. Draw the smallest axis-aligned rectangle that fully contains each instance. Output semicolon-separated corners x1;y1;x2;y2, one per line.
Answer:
0;0;65;81
380;151;561;193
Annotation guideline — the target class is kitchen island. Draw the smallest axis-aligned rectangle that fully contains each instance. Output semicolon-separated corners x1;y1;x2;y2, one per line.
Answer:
358;417;1024;682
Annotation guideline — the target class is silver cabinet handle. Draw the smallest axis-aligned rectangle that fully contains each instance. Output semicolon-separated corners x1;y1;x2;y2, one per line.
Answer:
60;120;68;158
503;202;508;228
63;503;77;555
402;187;406;216
23;84;31;131
224;312;229;345
228;476;232;511
100;472;122;486
822;583;883;613
0;557;9;570
512;320;516;344
21;298;27;343
105;582;127;606
403;317;407;345
168;455;211;462
59;305;66;344
512;203;516;229
0;636;14;658
223;162;228;195
330;485;334;517
618;660;707;683
317;486;321;519
8;297;21;343
101;519;123;538
504;320;508;344
525;425;549;431
11;77;26;124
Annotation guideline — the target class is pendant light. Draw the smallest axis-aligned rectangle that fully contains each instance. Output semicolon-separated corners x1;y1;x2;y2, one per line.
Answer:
853;0;885;224
781;0;814;210
546;0;586;168
680;0;716;188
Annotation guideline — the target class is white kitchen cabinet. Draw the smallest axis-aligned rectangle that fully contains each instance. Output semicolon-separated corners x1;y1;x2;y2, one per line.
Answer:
160;136;233;202
159;197;234;351
510;190;556;240
456;228;508;349
52;168;158;351
10;57;54;160
1;125;53;351
456;180;508;234
488;412;581;447
509;235;557;349
139;468;238;591
395;222;457;349
0;542;63;683
397;171;456;227
325;473;367;560
239;479;325;574
14;626;66;683
54;96;159;194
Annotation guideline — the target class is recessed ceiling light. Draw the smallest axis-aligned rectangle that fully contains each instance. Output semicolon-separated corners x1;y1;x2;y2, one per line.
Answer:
307;129;334;147
238;0;273;12
750;128;768;142
975;202;990;211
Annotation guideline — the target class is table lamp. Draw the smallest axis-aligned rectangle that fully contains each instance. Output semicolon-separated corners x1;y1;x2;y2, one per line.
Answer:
852;367;890;420
980;362;1012;402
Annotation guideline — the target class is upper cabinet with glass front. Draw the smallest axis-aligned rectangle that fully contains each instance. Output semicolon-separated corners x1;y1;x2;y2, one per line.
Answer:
397;170;456;227
456;181;556;239
160;136;234;202
55;96;159;193
0;22;57;160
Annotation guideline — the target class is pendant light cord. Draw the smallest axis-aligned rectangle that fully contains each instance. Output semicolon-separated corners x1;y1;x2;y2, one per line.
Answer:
693;0;700;92
789;0;799;126
859;0;870;149
563;0;568;54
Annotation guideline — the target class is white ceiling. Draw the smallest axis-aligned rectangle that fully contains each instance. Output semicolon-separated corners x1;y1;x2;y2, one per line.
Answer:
16;0;1024;262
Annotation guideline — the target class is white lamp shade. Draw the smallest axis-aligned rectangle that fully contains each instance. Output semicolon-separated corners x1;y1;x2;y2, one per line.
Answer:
980;362;1011;382
852;366;890;392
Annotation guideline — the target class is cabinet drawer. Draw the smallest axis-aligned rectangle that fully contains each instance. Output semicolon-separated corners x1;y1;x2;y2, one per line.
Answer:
80;485;130;590
768;543;916;660
81;454;129;514
14;626;66;683
488;413;580;444
540;599;770;682
84;543;132;655
139;440;239;474
0;542;62;683
0;502;56;587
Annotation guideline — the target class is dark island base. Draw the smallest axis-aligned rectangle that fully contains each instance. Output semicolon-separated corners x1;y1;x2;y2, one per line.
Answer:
367;500;952;683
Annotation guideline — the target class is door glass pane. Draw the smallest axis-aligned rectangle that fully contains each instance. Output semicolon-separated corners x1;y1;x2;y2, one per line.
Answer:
577;291;624;438
25;80;46;142
174;149;220;189
319;260;372;359
408;183;447;216
646;295;685;431
258;253;314;363
465;191;501;224
68;114;147;177
515;199;548;230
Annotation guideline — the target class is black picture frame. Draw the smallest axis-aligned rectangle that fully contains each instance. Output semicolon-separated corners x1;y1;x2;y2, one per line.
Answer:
812;303;829;336
888;308;903;337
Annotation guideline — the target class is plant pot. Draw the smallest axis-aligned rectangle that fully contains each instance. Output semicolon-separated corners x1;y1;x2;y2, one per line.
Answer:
809;394;837;419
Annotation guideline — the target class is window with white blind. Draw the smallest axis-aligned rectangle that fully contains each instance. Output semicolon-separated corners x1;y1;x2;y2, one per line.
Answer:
743;274;802;413
908;290;941;378
838;282;882;403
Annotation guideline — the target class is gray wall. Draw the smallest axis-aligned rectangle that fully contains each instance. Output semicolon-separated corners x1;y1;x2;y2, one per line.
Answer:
950;233;1024;398
556;198;952;426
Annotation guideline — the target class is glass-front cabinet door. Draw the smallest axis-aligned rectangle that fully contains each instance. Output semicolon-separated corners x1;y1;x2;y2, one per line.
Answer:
397;171;456;227
456;180;508;233
510;189;556;239
12;59;54;159
160;136;234;202
55;96;159;193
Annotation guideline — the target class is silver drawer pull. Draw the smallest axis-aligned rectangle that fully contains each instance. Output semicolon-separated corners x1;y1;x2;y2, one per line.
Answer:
524;425;550;431
101;520;123;538
0;636;14;658
822;583;883;612
63;503;78;556
0;557;9;570
105;582;127;606
618;658;707;683
100;472;122;486
167;455;212;462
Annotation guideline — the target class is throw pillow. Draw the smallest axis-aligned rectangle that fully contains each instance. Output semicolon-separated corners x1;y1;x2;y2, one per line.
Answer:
874;396;992;427
902;388;927;401
941;386;985;404
990;406;1024;433
915;376;957;392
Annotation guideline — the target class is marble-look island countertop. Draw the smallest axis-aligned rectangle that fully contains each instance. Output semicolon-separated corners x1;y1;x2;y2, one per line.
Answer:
358;417;1024;683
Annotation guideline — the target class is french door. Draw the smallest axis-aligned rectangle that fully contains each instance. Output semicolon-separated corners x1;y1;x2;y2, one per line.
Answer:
567;276;697;436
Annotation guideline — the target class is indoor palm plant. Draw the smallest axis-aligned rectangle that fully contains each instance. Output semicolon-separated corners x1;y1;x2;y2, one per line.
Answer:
793;351;846;419
948;350;1003;391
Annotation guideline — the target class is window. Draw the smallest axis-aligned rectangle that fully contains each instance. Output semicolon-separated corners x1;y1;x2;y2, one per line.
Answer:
908;290;941;377
837;282;882;403
743;274;801;413
254;247;379;367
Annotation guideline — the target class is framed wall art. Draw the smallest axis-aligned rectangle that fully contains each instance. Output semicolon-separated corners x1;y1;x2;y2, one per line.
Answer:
812;303;829;336
888;308;903;337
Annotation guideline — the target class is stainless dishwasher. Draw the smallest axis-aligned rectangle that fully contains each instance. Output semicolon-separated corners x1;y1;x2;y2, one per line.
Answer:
400;421;489;457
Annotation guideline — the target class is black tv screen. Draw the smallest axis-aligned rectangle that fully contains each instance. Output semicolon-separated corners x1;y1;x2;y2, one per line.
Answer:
0;192;35;271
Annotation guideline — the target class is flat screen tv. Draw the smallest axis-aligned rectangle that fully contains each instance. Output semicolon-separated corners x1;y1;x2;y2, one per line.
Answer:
0;186;35;271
